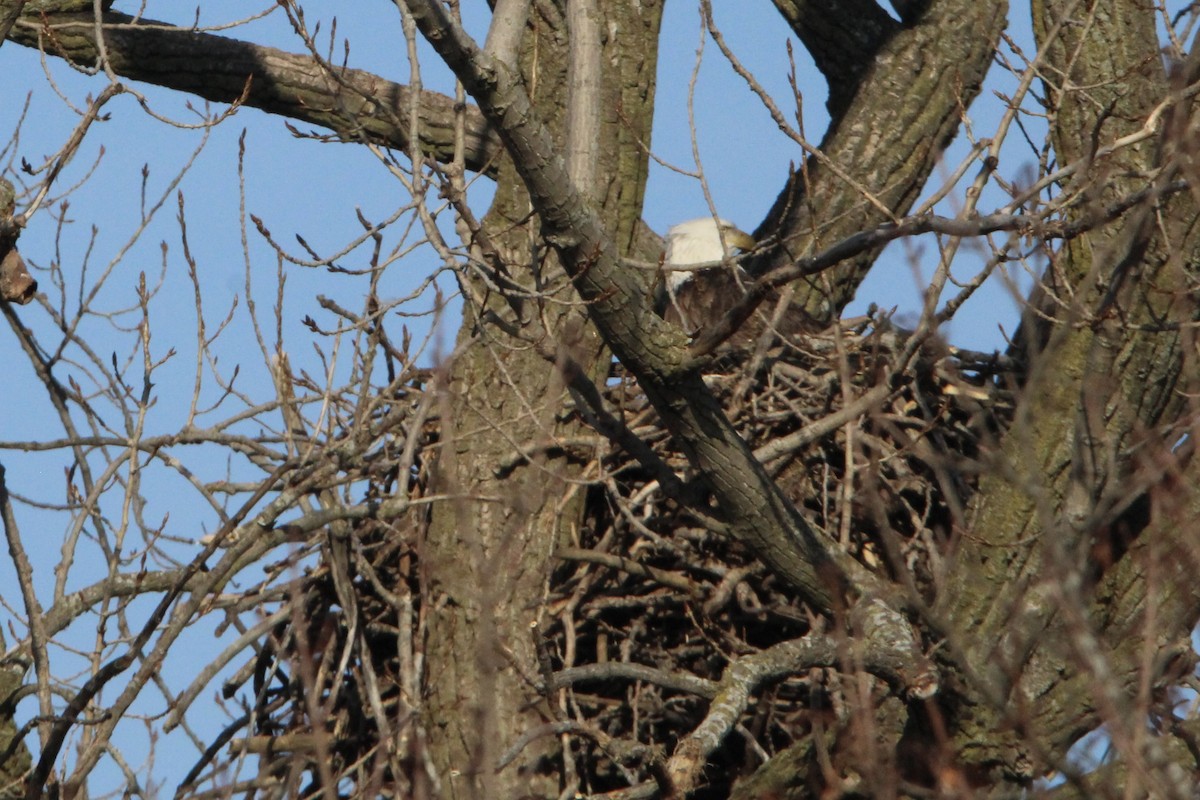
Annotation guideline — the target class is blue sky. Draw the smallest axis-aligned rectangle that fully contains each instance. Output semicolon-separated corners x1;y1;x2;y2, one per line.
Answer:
0;1;1038;792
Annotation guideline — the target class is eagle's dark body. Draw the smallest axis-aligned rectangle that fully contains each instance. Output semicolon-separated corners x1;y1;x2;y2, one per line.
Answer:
661;217;756;336
660;217;812;349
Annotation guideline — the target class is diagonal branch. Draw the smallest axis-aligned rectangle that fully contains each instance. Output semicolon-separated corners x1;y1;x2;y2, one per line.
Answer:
6;11;502;175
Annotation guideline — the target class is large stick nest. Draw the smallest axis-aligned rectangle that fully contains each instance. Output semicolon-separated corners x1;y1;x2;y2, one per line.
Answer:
199;318;1014;799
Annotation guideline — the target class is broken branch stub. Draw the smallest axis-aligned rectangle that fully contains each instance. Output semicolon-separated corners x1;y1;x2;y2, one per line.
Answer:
0;249;35;305
0;177;36;304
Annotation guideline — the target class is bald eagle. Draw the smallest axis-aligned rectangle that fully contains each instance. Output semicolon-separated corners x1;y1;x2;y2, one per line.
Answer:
662;217;756;336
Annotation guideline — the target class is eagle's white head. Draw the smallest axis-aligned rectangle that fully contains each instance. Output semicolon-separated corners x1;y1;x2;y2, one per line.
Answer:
663;217;756;293
662;218;756;334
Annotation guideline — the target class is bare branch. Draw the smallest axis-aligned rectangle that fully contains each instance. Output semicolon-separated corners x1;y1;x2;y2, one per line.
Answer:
6;11;502;174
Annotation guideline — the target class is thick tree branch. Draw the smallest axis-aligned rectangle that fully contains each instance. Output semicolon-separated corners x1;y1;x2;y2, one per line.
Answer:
0;0;27;45
482;0;530;68
667;616;933;796
6;11;502;175
751;0;1007;323
768;0;898;116
564;0;601;197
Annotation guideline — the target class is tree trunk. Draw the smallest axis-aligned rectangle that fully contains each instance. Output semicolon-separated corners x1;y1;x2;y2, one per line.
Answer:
421;4;663;797
932;1;1200;785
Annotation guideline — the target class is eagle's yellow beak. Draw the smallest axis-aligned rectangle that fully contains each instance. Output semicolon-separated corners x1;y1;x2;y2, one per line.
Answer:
721;225;755;254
